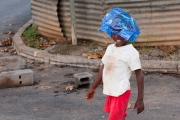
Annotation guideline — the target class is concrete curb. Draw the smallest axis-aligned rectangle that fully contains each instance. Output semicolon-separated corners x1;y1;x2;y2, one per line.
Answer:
141;60;180;74
12;20;101;69
12;19;180;73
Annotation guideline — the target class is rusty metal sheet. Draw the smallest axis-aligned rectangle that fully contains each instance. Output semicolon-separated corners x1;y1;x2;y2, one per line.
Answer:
32;16;59;26
38;31;66;40
58;0;109;43
38;27;63;36
31;0;65;40
105;0;180;46
58;0;180;45
31;0;180;46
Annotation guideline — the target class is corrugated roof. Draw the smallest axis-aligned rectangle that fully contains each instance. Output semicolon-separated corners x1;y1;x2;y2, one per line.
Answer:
31;0;180;46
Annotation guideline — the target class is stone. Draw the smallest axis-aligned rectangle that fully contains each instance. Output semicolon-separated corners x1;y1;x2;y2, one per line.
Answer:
73;72;93;88
0;69;34;89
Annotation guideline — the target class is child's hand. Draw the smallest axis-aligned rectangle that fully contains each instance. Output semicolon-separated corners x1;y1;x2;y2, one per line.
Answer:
134;99;144;114
86;89;95;102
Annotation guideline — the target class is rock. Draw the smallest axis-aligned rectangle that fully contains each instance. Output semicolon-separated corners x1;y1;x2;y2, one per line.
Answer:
65;86;74;91
39;86;51;90
34;108;39;111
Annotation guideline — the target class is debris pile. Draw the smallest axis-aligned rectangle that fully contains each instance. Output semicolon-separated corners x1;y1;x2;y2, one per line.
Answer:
38;37;65;50
82;51;105;59
137;46;180;61
3;31;14;35
0;31;16;54
0;37;12;47
0;46;16;54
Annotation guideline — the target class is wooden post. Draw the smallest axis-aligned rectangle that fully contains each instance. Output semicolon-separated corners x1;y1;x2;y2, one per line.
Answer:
69;0;77;45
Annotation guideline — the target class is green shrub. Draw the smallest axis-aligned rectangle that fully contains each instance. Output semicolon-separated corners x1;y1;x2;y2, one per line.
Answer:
23;25;40;49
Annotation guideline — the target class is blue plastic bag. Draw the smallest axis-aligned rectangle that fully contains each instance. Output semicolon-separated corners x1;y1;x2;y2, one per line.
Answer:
100;8;140;42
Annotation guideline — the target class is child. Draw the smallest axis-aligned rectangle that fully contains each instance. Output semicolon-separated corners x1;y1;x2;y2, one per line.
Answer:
86;8;144;120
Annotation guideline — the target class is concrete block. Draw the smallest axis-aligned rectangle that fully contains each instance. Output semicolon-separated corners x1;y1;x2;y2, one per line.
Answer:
0;69;34;89
73;72;93;88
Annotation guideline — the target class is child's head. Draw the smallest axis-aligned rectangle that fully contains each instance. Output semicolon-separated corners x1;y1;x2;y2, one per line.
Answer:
100;8;140;42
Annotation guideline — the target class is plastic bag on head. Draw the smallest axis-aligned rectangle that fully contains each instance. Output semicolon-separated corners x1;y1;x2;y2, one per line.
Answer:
100;8;140;42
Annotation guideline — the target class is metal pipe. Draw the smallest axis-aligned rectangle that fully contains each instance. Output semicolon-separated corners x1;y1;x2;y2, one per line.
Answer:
69;0;77;45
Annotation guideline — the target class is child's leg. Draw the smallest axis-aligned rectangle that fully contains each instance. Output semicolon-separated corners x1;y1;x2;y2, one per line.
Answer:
104;90;131;120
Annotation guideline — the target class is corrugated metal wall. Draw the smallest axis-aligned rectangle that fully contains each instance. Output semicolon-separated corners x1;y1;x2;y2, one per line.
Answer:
58;0;112;43
105;0;180;46
31;0;65;41
31;0;180;46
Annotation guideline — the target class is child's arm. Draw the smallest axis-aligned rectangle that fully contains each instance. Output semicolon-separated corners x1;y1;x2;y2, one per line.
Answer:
134;69;145;114
86;65;104;102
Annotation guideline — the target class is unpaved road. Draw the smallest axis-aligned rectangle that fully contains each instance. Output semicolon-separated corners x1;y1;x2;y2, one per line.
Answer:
0;62;180;120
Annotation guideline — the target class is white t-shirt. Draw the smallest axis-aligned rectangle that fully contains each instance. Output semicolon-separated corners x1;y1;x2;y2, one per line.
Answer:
101;44;141;97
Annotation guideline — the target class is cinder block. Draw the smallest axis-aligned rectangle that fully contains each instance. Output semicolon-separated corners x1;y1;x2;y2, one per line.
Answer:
0;69;34;89
73;72;93;88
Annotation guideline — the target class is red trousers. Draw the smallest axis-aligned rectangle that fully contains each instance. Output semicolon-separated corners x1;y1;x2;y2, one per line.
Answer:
104;90;131;120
